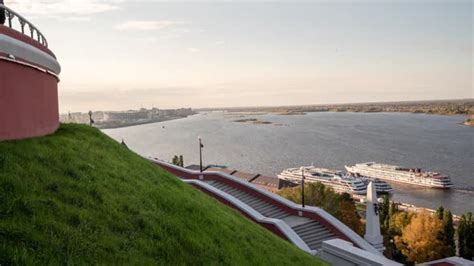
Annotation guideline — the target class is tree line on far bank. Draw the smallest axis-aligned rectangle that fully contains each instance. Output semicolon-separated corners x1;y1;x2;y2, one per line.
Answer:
278;183;474;264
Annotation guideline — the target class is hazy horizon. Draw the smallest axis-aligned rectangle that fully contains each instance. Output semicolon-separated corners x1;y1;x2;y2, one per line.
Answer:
8;0;473;113
59;97;474;114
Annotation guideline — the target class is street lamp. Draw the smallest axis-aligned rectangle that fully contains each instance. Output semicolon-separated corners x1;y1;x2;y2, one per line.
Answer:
88;110;94;126
301;167;306;208
198;136;203;172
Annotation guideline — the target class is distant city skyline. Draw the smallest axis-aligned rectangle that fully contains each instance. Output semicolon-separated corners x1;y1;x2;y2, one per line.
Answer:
8;0;473;112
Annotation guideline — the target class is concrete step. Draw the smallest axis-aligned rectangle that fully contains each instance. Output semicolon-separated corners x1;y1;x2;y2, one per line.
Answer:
247;200;271;210
296;227;328;237
206;180;216;186
303;231;334;243
212;182;228;190
294;222;325;233
231;190;249;198
268;212;289;219
254;206;279;215
239;195;257;203
293;221;322;231
259;204;281;213
273;213;291;219
219;185;237;193
263;208;287;217
306;235;336;249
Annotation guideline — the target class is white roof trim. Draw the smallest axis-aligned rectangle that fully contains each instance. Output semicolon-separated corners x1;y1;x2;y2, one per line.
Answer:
0;33;60;74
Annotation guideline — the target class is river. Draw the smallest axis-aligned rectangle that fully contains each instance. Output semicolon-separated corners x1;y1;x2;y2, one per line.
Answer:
103;112;474;215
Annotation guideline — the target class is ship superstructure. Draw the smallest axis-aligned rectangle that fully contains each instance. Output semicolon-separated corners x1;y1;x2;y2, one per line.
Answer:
345;162;453;189
278;167;367;195
331;171;394;194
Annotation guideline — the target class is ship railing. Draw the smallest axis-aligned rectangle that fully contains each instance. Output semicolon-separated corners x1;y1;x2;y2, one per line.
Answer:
0;4;48;47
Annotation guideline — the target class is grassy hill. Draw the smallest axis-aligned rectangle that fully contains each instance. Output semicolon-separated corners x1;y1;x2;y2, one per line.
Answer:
0;124;324;265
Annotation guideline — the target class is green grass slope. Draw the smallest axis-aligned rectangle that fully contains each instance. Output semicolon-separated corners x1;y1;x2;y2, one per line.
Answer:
0;124;324;265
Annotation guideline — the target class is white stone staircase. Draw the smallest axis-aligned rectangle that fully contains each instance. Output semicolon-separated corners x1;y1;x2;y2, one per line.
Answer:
205;180;337;251
148;158;383;256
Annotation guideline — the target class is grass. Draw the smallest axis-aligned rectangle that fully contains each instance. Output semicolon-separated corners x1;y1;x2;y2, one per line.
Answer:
0;124;324;265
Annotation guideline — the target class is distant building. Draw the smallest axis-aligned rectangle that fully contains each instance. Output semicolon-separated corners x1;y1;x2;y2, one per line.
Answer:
59;108;196;129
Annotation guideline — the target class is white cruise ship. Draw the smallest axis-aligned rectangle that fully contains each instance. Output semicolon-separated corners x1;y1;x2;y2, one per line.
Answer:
345;162;453;189
329;171;394;194
278;167;367;195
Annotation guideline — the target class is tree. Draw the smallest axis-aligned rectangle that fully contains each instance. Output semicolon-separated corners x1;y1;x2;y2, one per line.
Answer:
179;155;184;167
442;210;455;256
390;211;413;236
388;201;398;218
458;212;474;260
385;211;413;263
434;206;455;257
378;195;390;234
278;182;363;235
435;206;444;220
338;193;364;235
394;211;449;264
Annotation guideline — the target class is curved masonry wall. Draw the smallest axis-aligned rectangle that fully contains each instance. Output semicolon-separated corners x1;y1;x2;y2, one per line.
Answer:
0;25;60;141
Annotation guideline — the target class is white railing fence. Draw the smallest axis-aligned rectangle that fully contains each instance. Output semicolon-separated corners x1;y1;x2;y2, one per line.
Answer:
1;4;48;47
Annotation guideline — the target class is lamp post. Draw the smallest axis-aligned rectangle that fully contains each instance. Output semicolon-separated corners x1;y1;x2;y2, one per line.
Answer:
301;167;305;208
88;110;93;126
198;136;203;172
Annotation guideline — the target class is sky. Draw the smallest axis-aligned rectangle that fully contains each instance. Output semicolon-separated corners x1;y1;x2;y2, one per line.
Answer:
6;0;473;112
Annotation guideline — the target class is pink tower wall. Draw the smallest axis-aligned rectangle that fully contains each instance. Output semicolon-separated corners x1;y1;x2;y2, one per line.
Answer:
0;59;59;140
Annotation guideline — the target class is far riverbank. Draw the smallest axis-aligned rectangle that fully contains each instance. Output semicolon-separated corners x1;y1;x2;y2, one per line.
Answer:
198;99;474;118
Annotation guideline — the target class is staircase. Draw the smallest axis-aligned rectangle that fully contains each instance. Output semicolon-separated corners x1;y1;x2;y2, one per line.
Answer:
150;159;382;255
205;180;337;251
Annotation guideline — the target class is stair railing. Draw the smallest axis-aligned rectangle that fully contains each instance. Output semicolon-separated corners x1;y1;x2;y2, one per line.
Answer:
0;4;48;47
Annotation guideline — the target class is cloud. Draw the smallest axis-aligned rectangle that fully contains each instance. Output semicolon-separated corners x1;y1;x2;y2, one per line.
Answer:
115;20;188;31
64;17;93;22
186;47;200;53
6;0;120;16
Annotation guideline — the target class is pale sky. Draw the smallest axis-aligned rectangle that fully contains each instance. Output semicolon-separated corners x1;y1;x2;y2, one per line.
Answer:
7;0;473;112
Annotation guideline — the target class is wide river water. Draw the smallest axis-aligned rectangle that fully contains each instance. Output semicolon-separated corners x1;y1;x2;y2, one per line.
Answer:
103;112;474;215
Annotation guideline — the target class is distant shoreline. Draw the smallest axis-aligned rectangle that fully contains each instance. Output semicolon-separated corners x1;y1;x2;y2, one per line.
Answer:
97;116;186;129
198;99;474;117
61;108;197;130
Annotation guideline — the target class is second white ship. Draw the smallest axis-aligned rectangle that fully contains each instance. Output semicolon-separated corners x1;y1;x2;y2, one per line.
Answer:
345;162;453;189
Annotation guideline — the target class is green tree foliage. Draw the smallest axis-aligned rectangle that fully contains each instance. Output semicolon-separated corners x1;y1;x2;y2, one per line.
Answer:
434;206;455;257
388;201;398;218
442;210;455;256
277;182;364;235
435;206;444;220
378;195;390;234
458;212;474;260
